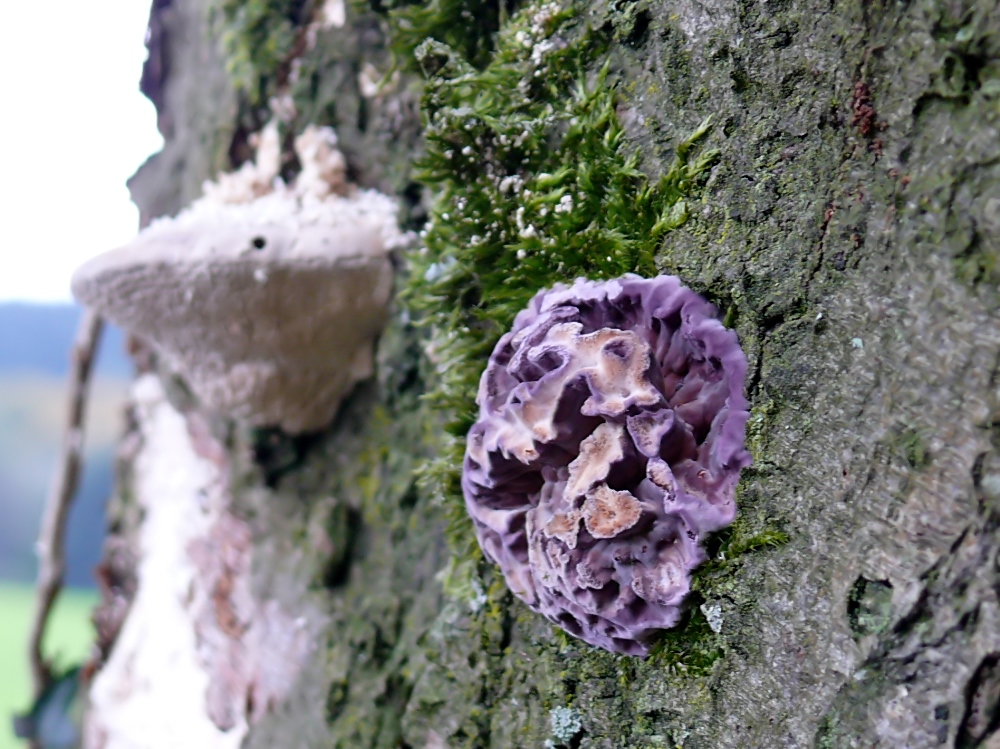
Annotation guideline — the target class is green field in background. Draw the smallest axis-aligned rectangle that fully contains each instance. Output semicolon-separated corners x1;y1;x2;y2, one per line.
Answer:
0;583;97;749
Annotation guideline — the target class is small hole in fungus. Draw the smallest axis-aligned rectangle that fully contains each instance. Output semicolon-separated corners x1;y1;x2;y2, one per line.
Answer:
251;236;267;250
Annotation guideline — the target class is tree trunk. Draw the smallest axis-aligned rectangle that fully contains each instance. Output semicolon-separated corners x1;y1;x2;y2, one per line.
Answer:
85;0;1000;747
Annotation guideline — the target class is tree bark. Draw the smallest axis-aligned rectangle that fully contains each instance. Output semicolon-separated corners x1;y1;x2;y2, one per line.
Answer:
88;0;1000;747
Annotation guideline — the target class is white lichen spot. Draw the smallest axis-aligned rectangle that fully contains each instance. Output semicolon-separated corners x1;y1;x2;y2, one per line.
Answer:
700;601;724;633
531;38;555;63
554;193;573;214
672;727;691;745
358;62;383;98
423;256;457;283
268;93;297;122
549;707;583;744
514;205;539;238
320;0;346;28
981;472;1000;503
289;56;305;85
499;174;524;193
435;556;487;613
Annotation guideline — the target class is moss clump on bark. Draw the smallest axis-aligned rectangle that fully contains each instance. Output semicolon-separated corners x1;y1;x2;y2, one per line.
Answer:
387;0;518;70
212;0;310;103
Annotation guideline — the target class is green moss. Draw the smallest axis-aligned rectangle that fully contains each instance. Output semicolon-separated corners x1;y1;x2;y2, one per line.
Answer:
643;604;723;676
212;0;308;104
712;517;789;562
846;577;893;638
387;0;519;70
606;0;653;44
402;0;719;562
897;428;931;470
436;555;488;612
745;397;778;465
882;425;932;471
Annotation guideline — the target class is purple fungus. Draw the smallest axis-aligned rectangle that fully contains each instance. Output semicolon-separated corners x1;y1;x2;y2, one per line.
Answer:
461;274;752;656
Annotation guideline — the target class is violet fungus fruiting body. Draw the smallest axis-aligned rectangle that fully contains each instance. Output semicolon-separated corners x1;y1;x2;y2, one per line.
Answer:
462;274;752;656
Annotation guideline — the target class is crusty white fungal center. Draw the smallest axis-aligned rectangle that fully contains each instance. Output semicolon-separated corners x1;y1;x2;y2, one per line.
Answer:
542;509;583;549
565;422;626;498
489;323;661;463
581;484;643;538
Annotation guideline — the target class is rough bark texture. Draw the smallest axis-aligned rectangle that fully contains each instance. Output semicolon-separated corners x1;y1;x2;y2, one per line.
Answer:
100;0;1000;746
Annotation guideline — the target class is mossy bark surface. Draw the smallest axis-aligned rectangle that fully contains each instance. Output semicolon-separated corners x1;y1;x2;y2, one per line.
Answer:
116;0;1000;746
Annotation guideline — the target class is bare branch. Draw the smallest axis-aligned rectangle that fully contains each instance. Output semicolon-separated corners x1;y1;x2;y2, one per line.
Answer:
27;309;104;697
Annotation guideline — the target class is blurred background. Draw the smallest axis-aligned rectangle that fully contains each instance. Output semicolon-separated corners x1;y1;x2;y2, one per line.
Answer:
0;2;162;746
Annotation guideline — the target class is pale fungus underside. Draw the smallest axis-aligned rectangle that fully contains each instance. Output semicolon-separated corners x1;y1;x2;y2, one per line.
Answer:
73;125;406;434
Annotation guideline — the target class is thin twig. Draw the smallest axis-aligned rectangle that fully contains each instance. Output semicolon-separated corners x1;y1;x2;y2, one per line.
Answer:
28;309;104;698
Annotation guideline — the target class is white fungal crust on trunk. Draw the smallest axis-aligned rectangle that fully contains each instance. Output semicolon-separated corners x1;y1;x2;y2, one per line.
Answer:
85;375;247;749
84;376;314;749
72;125;407;434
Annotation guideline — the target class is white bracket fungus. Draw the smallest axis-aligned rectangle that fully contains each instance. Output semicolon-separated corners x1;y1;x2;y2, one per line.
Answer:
73;124;406;433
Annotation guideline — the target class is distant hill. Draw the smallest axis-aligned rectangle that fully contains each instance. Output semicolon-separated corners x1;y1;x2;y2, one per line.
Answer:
0;303;132;588
0;377;125;587
0;303;131;379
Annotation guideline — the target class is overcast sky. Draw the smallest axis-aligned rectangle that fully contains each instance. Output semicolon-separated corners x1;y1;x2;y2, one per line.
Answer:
0;2;162;303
